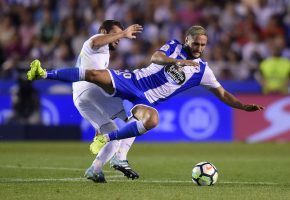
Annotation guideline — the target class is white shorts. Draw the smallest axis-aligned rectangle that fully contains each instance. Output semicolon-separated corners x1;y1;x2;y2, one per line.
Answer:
73;85;127;130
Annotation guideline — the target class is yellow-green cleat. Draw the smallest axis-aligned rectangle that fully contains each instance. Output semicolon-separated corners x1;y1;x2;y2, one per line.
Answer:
27;59;46;81
90;135;108;155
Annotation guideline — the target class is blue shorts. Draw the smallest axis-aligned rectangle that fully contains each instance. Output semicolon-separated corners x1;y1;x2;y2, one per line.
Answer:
108;69;152;106
108;69;154;118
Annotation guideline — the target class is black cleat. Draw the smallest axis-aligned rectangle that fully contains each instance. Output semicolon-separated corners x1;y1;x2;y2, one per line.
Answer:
110;156;139;180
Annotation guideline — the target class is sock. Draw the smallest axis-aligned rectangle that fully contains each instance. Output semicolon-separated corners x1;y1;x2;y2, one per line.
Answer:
92;140;120;173
46;67;84;82
114;118;137;160
92;158;102;173
115;137;136;160
92;121;120;173
107;121;147;141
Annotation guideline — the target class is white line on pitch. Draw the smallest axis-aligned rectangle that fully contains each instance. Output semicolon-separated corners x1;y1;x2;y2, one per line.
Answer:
0;178;279;185
0;176;124;183
108;179;279;185
0;165;116;174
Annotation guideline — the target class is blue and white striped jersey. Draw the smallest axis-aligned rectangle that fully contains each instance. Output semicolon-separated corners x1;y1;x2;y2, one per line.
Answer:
109;39;221;107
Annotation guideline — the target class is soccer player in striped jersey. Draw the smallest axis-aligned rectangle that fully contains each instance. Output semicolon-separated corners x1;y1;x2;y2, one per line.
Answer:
27;25;264;163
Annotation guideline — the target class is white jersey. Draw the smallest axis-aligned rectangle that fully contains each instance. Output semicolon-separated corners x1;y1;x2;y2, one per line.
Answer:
72;34;126;126
72;34;110;99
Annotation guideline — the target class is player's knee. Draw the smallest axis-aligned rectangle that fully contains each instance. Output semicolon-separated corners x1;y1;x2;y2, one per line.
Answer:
143;109;159;130
132;105;159;130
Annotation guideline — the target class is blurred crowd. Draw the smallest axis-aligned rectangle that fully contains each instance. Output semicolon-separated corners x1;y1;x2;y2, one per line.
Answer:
0;0;290;81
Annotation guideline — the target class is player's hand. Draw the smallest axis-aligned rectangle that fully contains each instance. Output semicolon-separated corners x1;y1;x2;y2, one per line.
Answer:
243;104;264;112
124;24;143;39
176;60;199;67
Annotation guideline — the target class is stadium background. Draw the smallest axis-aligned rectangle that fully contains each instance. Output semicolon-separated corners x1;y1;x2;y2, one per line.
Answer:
0;0;289;142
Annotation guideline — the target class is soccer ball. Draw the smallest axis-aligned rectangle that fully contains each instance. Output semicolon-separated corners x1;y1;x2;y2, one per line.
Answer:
191;162;218;186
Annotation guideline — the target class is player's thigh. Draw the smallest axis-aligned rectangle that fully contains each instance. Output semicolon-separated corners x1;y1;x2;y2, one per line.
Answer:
74;98;109;130
85;70;114;94
74;88;123;128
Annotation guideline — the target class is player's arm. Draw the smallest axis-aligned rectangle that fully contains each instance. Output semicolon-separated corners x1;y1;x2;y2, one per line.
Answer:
151;51;199;67
91;24;143;49
209;86;264;112
202;65;264;112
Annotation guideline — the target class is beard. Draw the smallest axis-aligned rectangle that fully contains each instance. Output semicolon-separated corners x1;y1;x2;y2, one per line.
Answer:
184;45;202;59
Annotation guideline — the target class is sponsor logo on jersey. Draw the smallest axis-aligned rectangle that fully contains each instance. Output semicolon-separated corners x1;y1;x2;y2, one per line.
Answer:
160;44;170;51
164;64;185;85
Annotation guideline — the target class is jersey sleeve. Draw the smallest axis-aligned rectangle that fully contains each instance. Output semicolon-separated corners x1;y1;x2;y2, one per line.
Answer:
200;64;221;89
158;39;180;56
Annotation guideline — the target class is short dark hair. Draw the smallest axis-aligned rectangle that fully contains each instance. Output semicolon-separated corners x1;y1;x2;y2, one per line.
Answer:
98;20;124;33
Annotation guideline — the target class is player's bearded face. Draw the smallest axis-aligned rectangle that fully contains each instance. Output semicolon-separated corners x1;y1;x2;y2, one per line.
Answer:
108;26;123;50
185;35;207;59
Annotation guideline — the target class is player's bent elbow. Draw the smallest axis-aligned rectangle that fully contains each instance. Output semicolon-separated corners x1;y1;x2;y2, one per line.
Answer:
150;51;162;63
150;56;156;64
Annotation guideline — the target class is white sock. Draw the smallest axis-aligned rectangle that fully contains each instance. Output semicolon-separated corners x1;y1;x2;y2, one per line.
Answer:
92;140;120;172
115;137;136;160
113;117;142;160
92;122;119;172
136;120;147;134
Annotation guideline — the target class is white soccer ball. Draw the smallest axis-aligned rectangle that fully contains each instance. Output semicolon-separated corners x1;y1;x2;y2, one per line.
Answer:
192;162;218;186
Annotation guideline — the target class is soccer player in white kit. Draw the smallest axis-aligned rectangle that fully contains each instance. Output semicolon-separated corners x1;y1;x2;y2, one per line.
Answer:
28;25;264;181
72;20;143;182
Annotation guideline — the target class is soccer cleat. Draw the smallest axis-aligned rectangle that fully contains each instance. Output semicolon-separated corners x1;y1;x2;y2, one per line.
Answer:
110;155;139;180
27;59;46;81
89;135;108;155
84;166;106;183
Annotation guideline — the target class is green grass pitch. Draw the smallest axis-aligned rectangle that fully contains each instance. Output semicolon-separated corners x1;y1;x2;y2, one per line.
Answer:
0;142;289;200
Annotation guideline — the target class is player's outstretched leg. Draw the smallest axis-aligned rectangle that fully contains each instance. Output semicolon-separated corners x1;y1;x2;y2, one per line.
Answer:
89;120;146;155
27;59;114;93
84;166;106;183
110;155;139;180
90;106;158;155
27;59;82;82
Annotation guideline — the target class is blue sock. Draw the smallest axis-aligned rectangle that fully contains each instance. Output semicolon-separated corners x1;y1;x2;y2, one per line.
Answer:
47;68;80;82
108;121;141;141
